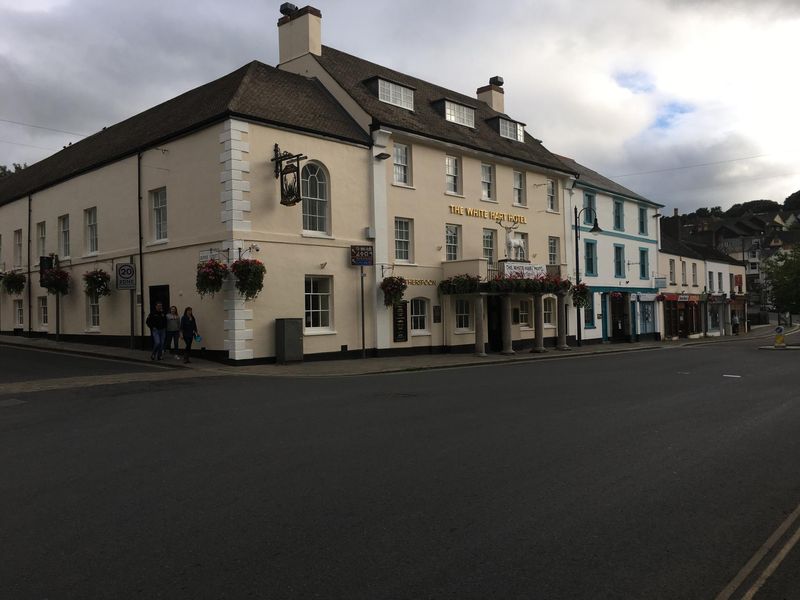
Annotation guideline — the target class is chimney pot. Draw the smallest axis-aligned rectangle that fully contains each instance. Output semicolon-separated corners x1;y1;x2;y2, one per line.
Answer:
489;75;504;87
674;208;679;216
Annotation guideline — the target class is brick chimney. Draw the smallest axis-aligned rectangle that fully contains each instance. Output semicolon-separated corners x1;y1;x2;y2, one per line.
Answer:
277;4;322;64
477;76;504;113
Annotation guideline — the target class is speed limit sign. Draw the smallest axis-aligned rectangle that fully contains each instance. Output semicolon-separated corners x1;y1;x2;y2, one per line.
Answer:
116;263;137;290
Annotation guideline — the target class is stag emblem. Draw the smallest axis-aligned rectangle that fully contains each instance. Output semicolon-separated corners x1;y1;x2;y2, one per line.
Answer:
497;218;527;261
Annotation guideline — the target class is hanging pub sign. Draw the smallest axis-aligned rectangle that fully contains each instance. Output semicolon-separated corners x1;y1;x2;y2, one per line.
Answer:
271;143;307;206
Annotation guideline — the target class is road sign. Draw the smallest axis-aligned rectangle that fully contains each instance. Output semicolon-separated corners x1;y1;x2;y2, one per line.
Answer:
350;245;374;266
116;262;136;290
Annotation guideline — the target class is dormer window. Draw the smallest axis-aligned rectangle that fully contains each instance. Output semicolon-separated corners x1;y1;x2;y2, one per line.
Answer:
378;79;414;110
445;101;475;127
499;118;524;142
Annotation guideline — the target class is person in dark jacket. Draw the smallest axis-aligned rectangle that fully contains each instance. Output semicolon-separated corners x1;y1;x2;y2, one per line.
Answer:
145;302;167;360
180;307;199;363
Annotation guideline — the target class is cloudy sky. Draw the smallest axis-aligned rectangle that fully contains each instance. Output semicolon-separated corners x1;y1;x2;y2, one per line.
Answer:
1;0;799;213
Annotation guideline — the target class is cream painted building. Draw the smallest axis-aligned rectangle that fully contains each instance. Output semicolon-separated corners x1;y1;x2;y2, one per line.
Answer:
1;5;595;361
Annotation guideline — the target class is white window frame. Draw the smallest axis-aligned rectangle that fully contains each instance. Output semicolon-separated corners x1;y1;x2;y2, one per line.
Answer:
151;189;167;241
394;217;413;263
543;297;555;325
445;224;461;261
13;228;22;268
301;163;329;234
692;263;698;286
14;299;23;327
482;229;496;265
481;163;494;201
393;143;410;185
85;207;98;254
444;101;475;127
519;299;532;328
87;291;100;330
681;261;687;286
718;272;724;292
708;271;714;292
445;155;460;194
548;237;560;266
378;79;414;110
304;275;333;332
58;214;70;257
410;298;429;334
513;171;526;206
546;179;557;211
455;298;472;331
38;296;48;328
36;221;46;257
499;118;524;142
669;259;676;285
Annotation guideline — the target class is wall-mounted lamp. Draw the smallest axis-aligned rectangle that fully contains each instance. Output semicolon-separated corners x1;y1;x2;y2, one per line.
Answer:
565;177;578;191
374;152;392;161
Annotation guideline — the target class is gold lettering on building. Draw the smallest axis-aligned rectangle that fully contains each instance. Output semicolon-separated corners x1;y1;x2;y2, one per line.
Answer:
449;204;527;224
404;279;437;286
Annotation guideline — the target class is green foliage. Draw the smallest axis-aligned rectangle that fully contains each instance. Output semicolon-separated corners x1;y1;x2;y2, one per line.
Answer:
764;247;800;314
725;199;780;218
0;163;27;178
1;271;26;295
784;190;800;211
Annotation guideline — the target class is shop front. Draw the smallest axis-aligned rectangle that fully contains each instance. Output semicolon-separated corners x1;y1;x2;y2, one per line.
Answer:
662;293;702;338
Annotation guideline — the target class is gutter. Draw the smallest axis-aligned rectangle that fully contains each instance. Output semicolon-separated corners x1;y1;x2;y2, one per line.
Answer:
137;152;145;347
27;194;32;336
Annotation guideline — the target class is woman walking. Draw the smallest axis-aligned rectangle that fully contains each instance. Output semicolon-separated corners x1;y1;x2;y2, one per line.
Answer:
180;307;199;363
165;305;181;357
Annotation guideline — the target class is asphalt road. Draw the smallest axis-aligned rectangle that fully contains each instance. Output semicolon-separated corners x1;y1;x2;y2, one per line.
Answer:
1;339;799;599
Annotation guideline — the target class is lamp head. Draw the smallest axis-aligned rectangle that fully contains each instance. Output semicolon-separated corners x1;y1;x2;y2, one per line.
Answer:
589;218;602;235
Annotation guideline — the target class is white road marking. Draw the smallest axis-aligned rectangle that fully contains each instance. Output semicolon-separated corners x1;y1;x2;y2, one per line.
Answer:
742;522;800;600
677;371;691;375
723;374;742;378
0;398;26;407
715;501;800;600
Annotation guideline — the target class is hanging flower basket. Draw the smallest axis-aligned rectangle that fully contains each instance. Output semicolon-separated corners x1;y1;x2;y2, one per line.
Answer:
655;294;666;302
609;291;624;300
83;269;111;297
231;258;266;301
196;258;229;299
380;276;407;306
438;274;480;295
41;268;70;295
571;282;590;308
1;271;26;295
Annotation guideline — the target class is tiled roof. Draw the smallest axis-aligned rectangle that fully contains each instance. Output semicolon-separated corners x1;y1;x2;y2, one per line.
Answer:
660;235;704;259
685;241;745;265
553;155;662;207
314;45;575;175
0;61;370;206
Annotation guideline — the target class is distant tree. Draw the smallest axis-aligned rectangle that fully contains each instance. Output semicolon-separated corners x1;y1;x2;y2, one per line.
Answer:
725;199;780;217
709;206;724;217
763;247;800;314
0;163;26;178
785;190;800;211
693;207;711;217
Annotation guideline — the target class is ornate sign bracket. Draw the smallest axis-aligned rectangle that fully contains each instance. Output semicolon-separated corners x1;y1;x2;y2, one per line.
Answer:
271;143;307;206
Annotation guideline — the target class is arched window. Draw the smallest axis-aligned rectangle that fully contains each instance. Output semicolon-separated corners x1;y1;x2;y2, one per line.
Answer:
301;163;328;233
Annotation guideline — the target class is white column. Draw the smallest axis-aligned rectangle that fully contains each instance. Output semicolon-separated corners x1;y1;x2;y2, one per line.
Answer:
371;129;392;351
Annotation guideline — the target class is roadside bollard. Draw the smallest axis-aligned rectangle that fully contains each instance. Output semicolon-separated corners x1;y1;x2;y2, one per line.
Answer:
774;326;786;349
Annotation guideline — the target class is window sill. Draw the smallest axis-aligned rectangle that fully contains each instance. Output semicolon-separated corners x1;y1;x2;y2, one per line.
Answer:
411;331;431;337
544;324;556;329
480;198;498;204
444;191;465;199
392;183;415;190
545;208;560;214
454;330;474;335
584;325;597;330
301;232;335;240
83;252;99;258
84;327;101;333
303;329;337;336
520;326;534;331
146;239;168;247
395;261;417;266
513;203;529;209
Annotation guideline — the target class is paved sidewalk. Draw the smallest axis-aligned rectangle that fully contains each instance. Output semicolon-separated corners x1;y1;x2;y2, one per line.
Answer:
0;323;790;378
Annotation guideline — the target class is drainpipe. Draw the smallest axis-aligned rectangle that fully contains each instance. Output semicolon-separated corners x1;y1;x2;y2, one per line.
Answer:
137;152;145;348
26;194;33;336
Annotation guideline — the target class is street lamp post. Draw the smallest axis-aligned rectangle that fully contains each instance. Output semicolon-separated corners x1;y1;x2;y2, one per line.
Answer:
574;205;602;347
